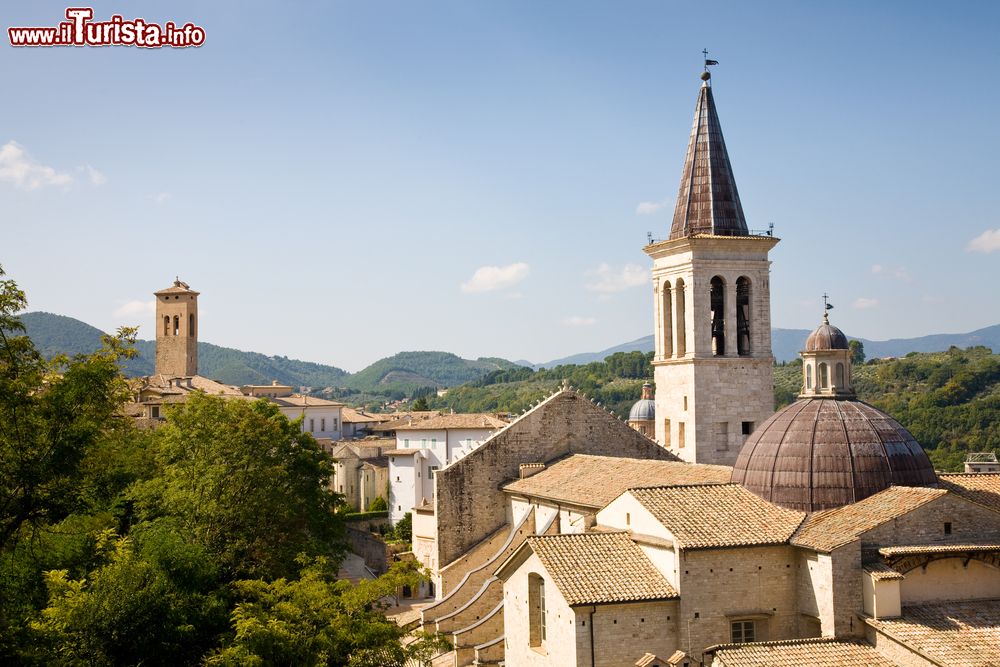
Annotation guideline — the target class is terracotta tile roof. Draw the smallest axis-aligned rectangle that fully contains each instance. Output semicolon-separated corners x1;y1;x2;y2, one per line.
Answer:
395;413;508;431
866;600;1000;665
386;449;419;457
711;638;895;667
629;484;805;549
939;473;1000;514
269;394;344;408
369;413;441;432
863;562;904;581
341;407;383;424
527;532;678;606
878;543;1000;556
791;486;947;552
503;454;732;508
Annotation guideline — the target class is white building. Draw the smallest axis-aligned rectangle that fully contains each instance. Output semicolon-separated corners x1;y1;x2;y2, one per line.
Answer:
270;394;345;440
388;413;508;524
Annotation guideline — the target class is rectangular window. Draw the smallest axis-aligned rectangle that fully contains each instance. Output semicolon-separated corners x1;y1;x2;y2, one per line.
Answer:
310;418;315;432
678;422;686;449
151;406;160;419
403;439;409;448
663;419;671;447
683;396;688;411
742;421;754;436
321;418;326;432
429;465;438;478
944;522;952;535
431;438;437;447
731;620;755;643
421;439;427;448
333;418;339;430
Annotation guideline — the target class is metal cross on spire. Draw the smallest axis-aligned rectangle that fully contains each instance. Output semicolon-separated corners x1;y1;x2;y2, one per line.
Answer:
703;49;719;70
823;293;834;321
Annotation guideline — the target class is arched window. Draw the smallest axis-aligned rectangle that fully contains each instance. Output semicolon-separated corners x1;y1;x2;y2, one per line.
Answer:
674;279;686;357
173;315;179;336
528;574;546;647
662;281;673;357
163;315;169;336
836;362;845;388
819;363;829;389
736;277;751;356
806;364;813;389
189;313;195;337
710;276;726;356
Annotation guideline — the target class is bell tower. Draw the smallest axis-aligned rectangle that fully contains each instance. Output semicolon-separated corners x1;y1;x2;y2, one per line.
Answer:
154;278;199;377
644;67;778;466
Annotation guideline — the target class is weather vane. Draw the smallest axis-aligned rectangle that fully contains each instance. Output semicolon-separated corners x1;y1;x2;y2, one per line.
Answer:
823;293;834;311
702;48;719;71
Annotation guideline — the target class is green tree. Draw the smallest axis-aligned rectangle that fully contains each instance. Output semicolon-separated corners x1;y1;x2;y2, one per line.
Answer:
367;496;388;512
392;513;412;543
205;558;448;666
411;396;429;411
0;266;138;552
133;393;346;580
849;339;866;365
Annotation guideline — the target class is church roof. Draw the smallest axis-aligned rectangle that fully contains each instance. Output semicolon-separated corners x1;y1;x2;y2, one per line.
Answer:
865;600;1000;666
154;278;199;296
628;484;805;549
669;78;748;240
710;637;895;667
731;398;938;512
804;314;849;351
791;485;947;552
395;413;508;431
524;532;678;606
939;473;1000;514
502;454;731;508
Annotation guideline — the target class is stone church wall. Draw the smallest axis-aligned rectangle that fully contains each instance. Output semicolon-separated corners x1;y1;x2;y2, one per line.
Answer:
434;390;676;567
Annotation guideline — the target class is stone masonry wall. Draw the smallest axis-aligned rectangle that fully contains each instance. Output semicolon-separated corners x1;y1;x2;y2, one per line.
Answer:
862;493;1000;546
435;390;676;567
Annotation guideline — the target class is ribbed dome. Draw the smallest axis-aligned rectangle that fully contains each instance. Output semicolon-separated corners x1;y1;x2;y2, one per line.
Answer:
731;398;938;512
805;320;849;351
628;399;655;422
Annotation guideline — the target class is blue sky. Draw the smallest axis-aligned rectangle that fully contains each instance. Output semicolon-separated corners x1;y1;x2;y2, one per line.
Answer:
2;0;998;371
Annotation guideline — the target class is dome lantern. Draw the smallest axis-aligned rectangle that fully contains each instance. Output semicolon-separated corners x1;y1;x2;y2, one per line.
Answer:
800;310;853;398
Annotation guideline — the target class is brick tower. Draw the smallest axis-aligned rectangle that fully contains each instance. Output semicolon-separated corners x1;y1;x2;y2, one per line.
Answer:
154;278;199;377
644;68;778;465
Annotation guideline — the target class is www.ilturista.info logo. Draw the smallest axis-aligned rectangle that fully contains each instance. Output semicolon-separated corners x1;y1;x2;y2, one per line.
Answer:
8;8;205;48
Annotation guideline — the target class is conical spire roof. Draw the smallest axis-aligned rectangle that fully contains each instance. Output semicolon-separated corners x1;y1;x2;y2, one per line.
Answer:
669;77;748;239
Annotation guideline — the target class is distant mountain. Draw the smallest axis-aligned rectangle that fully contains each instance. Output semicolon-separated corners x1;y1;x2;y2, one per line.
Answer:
17;312;523;393
19;312;349;387
343;352;522;394
533;325;1000;367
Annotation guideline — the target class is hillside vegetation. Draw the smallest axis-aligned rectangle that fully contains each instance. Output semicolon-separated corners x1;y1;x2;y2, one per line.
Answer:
430;348;1000;472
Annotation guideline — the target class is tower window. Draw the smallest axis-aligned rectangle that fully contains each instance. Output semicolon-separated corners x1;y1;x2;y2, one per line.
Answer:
806;364;813;389
836;362;845;388
189;313;195;337
710;276;726;356
742;421;754;436
173;315;179;336
163;315;169;336
819;363;829;389
661;280;673;357
736;277;751;356
678;422;686;448
674;278;686;357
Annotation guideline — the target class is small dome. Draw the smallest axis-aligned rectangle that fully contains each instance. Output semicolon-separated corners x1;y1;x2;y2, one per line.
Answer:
731;398;937;512
805;316;849;351
629;399;655;422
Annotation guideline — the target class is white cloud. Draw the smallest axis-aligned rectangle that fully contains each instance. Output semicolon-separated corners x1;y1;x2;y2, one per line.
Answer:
967;229;1000;253
114;299;156;318
585;263;649;294
853;297;879;310
562;316;596;327
84;164;107;186
871;264;910;281
0;141;73;189
460;262;530;294
636;199;669;215
148;192;171;204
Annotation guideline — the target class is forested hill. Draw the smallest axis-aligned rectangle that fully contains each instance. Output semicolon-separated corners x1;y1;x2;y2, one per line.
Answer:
20;311;350;387
18;312;520;394
427;347;1000;472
